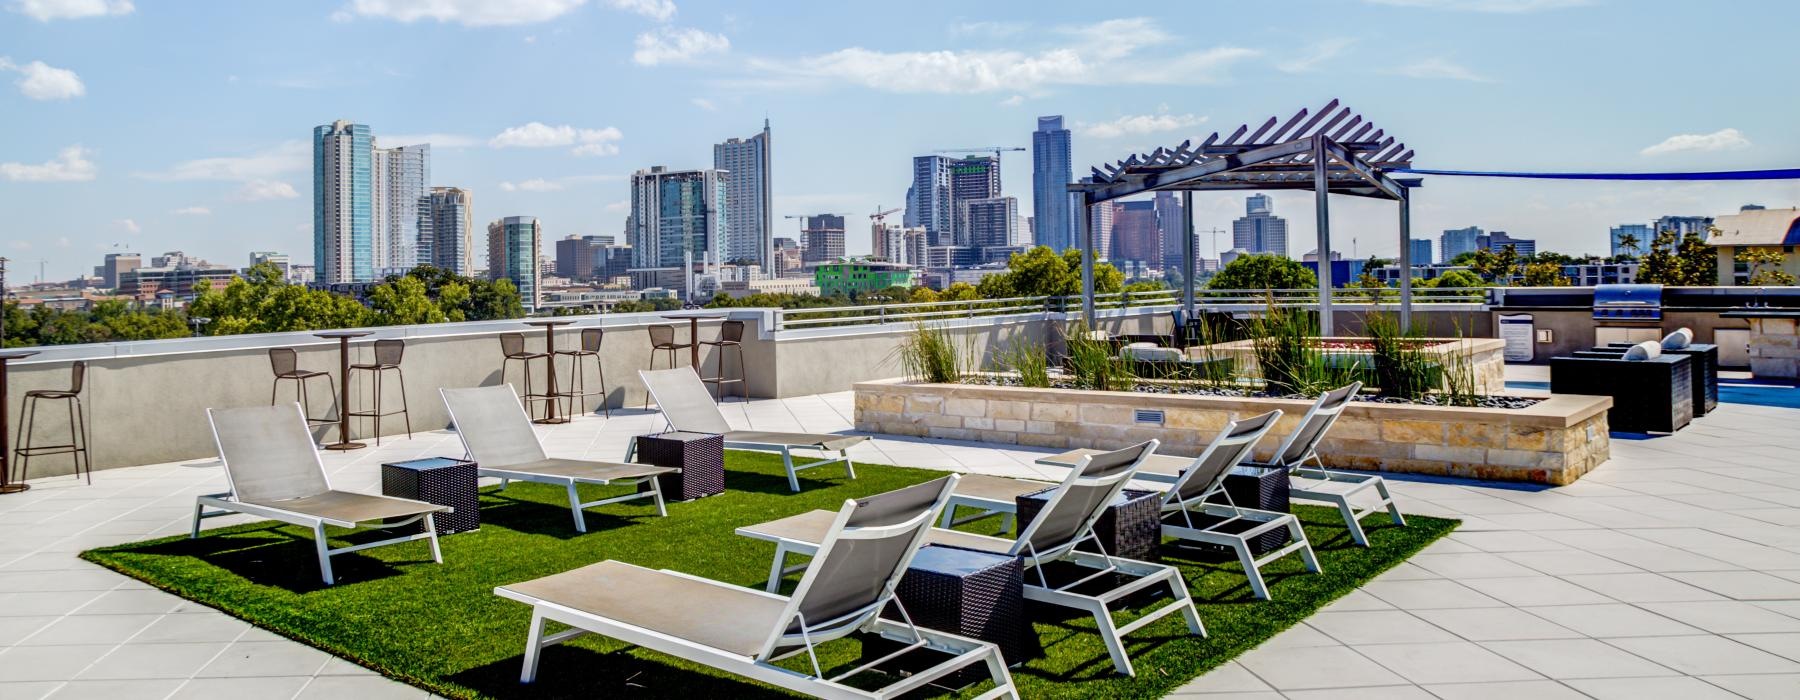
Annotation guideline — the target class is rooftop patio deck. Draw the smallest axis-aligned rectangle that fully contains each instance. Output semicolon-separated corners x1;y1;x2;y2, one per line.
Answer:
3;369;1800;698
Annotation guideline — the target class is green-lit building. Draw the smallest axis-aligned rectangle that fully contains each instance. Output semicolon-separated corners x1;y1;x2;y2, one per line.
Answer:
814;261;916;297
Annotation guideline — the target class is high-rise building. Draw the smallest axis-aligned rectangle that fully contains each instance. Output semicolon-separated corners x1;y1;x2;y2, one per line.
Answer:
313;120;375;283
1091;200;1114;260
1439;226;1482;263
554;235;616;281
94;252;140;289
1111;200;1159;265
1155;191;1188;269
902;227;928;267
487;216;542;310
949;155;1001;245
713;120;773;267
1232;194;1289;258
1610;223;1653;258
419;187;474;275
872;223;905;263
1654;215;1713;238
1408;239;1433;266
372;142;429;275
908;156;953;245
963;196;1019;249
801;214;846;264
771;237;803;277
1480;231;1536;257
1031;115;1074;252
629;166;728;269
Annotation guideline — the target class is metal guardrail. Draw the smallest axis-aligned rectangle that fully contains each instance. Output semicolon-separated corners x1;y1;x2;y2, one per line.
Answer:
774;288;1490;330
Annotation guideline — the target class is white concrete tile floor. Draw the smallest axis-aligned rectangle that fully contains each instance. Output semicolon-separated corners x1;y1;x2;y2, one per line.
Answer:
0;372;1797;698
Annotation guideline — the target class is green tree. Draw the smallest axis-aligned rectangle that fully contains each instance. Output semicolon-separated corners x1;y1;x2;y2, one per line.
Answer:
1207;254;1317;290
1737;247;1796;286
368;276;447;325
1432;269;1486;289
968;246;1125;298
189;262;372;334
1520;261;1570;287
1639;228;1719;285
1615;232;1641;259
1466;245;1521;285
399;265;525;321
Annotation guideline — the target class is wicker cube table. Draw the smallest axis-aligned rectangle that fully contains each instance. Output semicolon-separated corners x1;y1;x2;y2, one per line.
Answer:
1015;488;1161;561
632;431;724;500
380;457;478;536
1193;465;1292;556
864;544;1031;684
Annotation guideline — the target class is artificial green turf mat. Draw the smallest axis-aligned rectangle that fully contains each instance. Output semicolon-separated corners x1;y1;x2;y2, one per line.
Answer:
82;451;1455;698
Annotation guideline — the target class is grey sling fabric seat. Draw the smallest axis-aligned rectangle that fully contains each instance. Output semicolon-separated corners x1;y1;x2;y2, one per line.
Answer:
737;441;1204;677
495;475;1020;699
1157;410;1320;600
638;368;866;492
1252;382;1406;546
190;404;447;586
442;385;675;533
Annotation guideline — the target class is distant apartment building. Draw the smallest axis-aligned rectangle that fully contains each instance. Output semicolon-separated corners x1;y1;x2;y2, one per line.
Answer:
313;119;375;283
771;237;803;277
554;235;617;281
963;196;1019;249
1439;226;1483;263
1478;231;1536;257
1031;115;1075;251
249;251;290;277
902;228;928;268
713;120;773;267
629;166;728;270
372;141;429;275
873;223;927;265
1111;200;1159;265
926;245;979;268
420;187;474;275
1232;194;1289;258
1654;215;1713;239
93;252;140;289
487;216;542;310
801;214;846;263
908;155;954;245
1091;200;1114;260
1708;207;1800;285
1610;223;1653;258
814;261;915;297
1407;239;1432;266
1155;191;1187;269
118;252;235;299
949;155;1001;246
1561;261;1640;286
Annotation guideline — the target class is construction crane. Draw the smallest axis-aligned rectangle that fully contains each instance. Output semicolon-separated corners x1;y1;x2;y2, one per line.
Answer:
934;146;1025;160
869;207;900;224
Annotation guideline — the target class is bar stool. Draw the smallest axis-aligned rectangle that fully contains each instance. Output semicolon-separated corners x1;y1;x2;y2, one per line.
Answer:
556;328;610;418
499;333;552;417
645;325;693;409
269;348;336;425
699;320;746;403
347;339;412;445
14;361;91;485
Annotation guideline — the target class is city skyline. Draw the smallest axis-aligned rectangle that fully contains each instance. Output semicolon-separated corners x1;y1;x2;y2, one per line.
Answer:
5;1;1800;281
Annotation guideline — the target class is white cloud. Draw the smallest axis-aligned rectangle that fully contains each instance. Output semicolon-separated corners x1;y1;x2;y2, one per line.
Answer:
55;236;71;248
235;179;300;201
380;133;480;148
333;0;588;26
8;0;134;21
606;0;673;21
999;94;1025;107
1391;57;1491;82
1;145;96;182
135;141;308;182
489;122;623;156
499;178;564;192
115;218;139;234
1364;0;1589;11
1076;113;1207;139
690;97;716;111
748;18;1254;94
171;206;211;216
10;241;32;251
633;27;729;66
1641;128;1751;157
949;20;1027;39
604;199;630;213
0;58;85;100
1277;38;1355;73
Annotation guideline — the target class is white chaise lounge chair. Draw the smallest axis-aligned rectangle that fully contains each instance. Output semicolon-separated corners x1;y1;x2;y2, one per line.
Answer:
441;385;676;533
1158;410;1321;600
1256;382;1405;546
637;368;866;492
494;475;1020;699
738;441;1204;677
190;403;447;585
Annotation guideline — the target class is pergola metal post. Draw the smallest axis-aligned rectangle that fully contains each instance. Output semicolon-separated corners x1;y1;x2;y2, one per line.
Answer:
1312;135;1334;336
1078;195;1095;327
1181;191;1196;321
1397;184;1413;331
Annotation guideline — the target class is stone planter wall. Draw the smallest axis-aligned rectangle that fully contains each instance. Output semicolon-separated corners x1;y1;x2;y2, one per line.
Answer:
855;379;1612;485
1186;337;1507;395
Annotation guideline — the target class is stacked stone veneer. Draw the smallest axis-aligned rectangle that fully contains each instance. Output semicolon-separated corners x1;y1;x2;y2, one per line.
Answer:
855;379;1612;486
1187;337;1508;395
1746;317;1800;379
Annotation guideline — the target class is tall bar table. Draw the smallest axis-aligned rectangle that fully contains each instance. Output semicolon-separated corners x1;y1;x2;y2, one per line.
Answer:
0;350;39;494
660;311;726;370
314;330;372;450
522;319;575;424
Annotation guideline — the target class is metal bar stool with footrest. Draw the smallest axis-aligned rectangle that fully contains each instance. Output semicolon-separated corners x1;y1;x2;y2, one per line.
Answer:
268;348;337;426
499;333;553;419
644;324;692;409
698;319;746;402
347;339;412;446
14;361;91;485
555;328;610;417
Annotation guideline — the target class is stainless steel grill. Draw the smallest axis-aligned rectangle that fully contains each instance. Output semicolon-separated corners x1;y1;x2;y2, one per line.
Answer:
1593;283;1663;322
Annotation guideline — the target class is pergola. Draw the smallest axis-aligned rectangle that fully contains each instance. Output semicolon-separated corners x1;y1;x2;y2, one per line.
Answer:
1068;99;1423;335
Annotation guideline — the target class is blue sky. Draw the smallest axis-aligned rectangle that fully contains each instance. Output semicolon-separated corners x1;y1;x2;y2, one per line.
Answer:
3;0;1799;282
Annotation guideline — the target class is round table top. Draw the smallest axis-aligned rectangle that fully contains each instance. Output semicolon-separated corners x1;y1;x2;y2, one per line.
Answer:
660;310;728;320
0;350;40;361
523;319;576;327
313;330;374;339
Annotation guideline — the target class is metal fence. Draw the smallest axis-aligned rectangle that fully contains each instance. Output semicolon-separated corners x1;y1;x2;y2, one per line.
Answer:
774;287;1490;330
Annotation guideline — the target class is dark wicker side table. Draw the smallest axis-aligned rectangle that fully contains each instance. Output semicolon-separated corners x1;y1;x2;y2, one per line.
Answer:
1199;465;1292;555
1015;488;1161;561
381;457;478;535
632;431;724;500
866;544;1032;686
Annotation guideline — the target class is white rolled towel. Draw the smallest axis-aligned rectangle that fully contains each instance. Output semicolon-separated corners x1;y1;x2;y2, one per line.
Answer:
1661;327;1694;350
1622;340;1662;361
